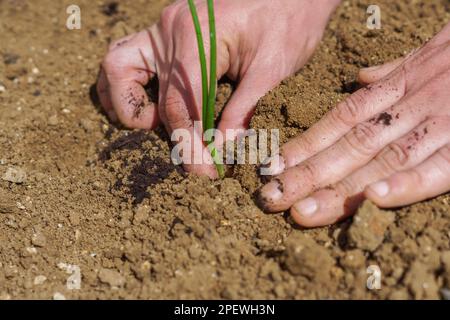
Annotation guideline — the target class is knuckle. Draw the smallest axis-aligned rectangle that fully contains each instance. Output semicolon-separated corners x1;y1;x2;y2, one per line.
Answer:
331;92;366;127
297;161;318;188
164;96;190;128
343;122;379;157
290;133;315;156
409;168;424;187
438;144;450;165
102;51;124;76
335;179;356;197
160;5;178;27
376;142;411;172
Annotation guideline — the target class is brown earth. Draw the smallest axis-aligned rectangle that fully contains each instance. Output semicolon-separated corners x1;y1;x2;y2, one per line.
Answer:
0;0;449;300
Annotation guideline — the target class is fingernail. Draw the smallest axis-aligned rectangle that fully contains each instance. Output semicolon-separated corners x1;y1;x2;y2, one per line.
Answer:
294;197;318;217
368;180;390;197
258;179;284;205
260;155;285;176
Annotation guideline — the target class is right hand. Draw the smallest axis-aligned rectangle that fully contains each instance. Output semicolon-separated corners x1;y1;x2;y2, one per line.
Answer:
97;0;340;177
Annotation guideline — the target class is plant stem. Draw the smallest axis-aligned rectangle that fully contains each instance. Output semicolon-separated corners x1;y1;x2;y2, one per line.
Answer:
188;0;224;178
205;0;216;133
206;0;225;178
187;0;208;126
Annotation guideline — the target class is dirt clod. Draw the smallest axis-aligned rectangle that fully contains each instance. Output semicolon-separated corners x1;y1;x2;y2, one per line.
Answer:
283;232;334;282
347;201;395;251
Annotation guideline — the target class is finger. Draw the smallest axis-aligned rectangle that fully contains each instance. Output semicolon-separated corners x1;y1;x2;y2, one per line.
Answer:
96;67;117;122
258;90;432;212
357;48;421;85
358;56;406;85
157;33;228;178
289;117;450;227
262;70;407;176
101;30;159;129
264;42;450;177
366;143;450;207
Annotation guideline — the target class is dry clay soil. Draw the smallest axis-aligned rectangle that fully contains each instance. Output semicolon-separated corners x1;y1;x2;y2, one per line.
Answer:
1;0;450;299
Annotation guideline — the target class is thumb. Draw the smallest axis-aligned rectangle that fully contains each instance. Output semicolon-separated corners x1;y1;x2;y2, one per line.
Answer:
358;56;406;85
358;48;419;85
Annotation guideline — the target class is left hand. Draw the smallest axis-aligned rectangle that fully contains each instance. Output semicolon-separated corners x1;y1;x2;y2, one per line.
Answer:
258;22;450;228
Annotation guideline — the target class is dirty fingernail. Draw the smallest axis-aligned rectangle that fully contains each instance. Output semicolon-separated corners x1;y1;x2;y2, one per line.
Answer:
260;155;285;176
257;179;284;209
368;180;390;197
294;197;318;217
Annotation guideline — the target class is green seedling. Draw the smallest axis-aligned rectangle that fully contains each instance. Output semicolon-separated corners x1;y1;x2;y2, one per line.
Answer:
187;0;225;178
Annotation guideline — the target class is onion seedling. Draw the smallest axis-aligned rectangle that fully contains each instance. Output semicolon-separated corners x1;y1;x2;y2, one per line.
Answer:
187;0;225;178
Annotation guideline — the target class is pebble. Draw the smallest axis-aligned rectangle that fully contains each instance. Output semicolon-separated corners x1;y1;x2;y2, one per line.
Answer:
25;247;37;254
31;232;47;247
0;84;5;93
48;115;59;126
79;118;95;132
441;288;450;300
2;167;27;184
98;268;125;288
53;292;66;300
33;275;47;285
133;205;148;225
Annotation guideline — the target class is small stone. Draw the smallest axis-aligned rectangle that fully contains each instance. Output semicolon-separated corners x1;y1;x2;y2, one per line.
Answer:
133;205;148;225
26;247;37;254
48;115;59;126
440;288;450;300
53;292;66;300
98;268;125;287
0;190;17;214
16;202;26;210
79;118;95;132
31;232;47;247
2;167;27;184
188;245;202;259
69;212;80;226
0;84;6;93
347;201;395;251
33;275;47;285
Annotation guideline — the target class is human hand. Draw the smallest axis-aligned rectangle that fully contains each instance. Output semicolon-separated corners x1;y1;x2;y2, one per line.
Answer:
258;23;450;227
97;0;340;178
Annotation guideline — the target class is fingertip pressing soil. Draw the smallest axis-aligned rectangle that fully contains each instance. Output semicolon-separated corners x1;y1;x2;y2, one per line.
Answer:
0;0;449;300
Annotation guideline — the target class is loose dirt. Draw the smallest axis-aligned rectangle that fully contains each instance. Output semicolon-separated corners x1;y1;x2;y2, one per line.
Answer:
0;0;449;299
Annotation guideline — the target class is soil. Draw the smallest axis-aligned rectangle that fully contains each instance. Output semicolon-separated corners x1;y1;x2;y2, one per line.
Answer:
0;0;449;300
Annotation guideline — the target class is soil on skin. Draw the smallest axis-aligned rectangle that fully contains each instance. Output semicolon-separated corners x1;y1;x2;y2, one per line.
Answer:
0;0;449;300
